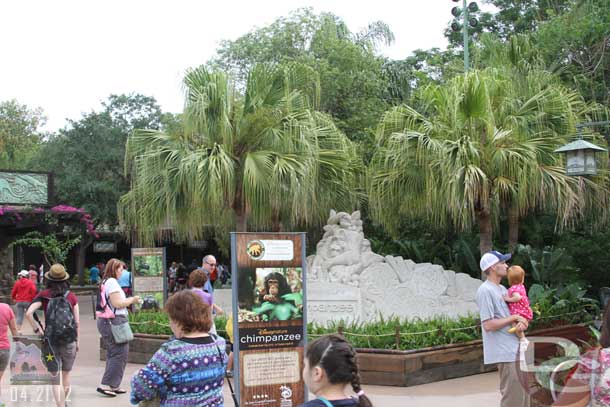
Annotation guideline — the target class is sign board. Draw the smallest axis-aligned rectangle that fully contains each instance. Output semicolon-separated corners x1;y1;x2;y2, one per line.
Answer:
0;170;52;206
131;247;167;309
10;336;55;385
93;241;117;253
231;232;307;407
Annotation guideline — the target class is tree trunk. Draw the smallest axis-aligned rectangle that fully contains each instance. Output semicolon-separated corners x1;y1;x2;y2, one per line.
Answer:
271;209;283;232
77;234;94;285
508;204;519;252
235;210;248;232
477;209;493;280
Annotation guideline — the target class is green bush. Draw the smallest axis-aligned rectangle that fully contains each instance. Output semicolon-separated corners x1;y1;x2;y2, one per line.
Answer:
129;285;597;351
129;311;229;341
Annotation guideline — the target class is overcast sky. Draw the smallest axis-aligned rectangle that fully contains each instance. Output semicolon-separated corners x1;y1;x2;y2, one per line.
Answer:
0;0;495;132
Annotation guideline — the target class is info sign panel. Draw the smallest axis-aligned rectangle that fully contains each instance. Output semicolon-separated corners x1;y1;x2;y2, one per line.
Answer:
231;233;307;407
131;247;167;309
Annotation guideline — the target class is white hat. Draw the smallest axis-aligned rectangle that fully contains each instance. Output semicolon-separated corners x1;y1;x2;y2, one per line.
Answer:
480;251;512;272
18;270;29;278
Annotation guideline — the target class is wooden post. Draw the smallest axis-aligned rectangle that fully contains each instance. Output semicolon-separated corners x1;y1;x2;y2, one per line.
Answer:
395;325;401;349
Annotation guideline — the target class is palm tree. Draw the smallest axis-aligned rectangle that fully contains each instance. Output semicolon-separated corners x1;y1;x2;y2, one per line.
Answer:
119;63;360;244
368;67;609;278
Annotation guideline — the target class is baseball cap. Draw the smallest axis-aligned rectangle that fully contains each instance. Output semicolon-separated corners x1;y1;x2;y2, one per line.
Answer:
18;270;29;277
480;251;511;272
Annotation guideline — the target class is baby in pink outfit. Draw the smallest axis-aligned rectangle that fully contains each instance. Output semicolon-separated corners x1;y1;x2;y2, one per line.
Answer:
503;265;533;339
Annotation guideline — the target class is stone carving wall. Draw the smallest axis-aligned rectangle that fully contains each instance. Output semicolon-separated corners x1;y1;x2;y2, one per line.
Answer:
307;211;481;325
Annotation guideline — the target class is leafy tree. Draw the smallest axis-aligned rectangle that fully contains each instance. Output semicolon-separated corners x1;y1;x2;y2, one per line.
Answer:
10;231;81;268
535;0;610;104
119;63;360;244
37;94;164;225
212;8;394;144
368;67;608;276
445;0;574;47
0;100;46;169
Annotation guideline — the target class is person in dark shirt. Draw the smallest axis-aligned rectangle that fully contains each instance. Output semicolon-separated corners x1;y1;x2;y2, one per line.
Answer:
299;334;373;407
174;263;189;291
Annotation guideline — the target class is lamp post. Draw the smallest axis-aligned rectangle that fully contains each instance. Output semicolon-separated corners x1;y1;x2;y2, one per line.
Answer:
554;121;610;176
451;0;479;72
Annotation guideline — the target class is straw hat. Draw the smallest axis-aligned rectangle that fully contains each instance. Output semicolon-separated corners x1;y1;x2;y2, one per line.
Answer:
45;264;70;281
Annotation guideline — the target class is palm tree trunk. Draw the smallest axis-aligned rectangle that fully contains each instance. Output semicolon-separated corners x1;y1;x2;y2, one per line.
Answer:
271;209;283;232
236;212;248;232
477;209;493;280
508;204;519;252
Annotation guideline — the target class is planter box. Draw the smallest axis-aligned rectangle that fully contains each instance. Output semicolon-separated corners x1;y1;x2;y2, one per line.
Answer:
102;324;591;387
356;323;591;387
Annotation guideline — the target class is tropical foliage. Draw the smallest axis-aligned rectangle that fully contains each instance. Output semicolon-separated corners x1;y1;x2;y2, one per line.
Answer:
129;283;597;350
368;44;610;265
119;63;360;244
9;231;81;267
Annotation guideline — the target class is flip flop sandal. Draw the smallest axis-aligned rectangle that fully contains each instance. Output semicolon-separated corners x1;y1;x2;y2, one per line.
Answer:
96;388;117;397
111;388;127;394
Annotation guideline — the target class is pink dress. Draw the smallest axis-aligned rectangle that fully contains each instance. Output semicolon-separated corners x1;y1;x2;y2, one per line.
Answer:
507;283;533;320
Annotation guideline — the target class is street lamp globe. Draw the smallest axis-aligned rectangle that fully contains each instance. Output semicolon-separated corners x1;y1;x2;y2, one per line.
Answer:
554;138;607;176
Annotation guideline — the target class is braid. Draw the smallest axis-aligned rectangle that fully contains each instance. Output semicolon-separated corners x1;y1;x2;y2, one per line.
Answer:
348;348;373;407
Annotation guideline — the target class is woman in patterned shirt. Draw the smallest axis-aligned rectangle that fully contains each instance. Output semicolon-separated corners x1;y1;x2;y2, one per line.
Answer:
554;302;610;406
130;290;227;406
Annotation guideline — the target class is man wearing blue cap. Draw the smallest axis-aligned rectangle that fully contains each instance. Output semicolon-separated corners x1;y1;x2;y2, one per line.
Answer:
476;250;530;407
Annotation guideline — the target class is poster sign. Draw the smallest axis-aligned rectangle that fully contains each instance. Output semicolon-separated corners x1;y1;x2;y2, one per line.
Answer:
10;336;55;384
231;232;307;407
131;247;167;309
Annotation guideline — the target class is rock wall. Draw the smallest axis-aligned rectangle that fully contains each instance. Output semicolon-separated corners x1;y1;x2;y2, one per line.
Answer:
306;211;481;324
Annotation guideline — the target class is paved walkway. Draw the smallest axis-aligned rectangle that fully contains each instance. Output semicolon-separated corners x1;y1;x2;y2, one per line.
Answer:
1;295;501;406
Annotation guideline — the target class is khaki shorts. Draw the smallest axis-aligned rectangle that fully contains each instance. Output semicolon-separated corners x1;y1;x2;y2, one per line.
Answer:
52;342;77;372
498;361;530;407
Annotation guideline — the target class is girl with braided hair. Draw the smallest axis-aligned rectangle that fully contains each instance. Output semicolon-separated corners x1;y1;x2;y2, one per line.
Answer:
299;334;373;407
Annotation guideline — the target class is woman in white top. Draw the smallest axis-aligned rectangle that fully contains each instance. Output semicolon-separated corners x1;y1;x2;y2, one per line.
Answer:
96;258;140;398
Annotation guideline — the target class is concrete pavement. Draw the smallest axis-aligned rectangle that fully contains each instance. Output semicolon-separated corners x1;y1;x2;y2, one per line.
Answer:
1;295;501;406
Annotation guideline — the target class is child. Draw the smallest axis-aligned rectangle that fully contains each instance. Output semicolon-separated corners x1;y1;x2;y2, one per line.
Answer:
299;334;373;407
504;265;533;338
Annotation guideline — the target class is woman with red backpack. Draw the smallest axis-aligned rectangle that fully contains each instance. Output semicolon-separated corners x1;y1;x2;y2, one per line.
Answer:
25;264;80;407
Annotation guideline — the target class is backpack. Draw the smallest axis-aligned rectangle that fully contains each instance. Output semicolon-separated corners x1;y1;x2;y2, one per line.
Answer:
44;291;77;346
210;266;218;282
95;280;115;319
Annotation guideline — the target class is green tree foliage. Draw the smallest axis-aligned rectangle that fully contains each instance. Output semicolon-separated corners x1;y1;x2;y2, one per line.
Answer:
535;0;610;104
37;94;164;225
119;63;360;244
368;66;609;271
212;8;394;144
445;0;573;47
10;231;81;268
0;100;46;169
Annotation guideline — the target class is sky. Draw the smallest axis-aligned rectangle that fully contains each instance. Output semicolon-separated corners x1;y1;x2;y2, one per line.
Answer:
0;0;495;132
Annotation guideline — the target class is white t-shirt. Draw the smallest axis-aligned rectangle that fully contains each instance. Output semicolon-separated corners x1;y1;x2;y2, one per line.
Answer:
104;278;128;316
